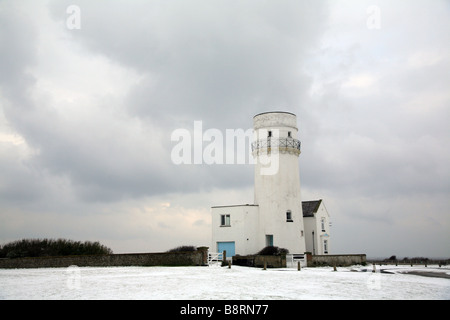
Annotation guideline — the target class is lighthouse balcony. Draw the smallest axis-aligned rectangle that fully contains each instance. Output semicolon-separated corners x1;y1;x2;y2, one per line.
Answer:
251;137;301;155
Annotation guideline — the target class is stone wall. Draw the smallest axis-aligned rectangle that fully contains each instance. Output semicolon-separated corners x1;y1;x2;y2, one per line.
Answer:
232;254;286;268
306;253;366;267
0;247;208;269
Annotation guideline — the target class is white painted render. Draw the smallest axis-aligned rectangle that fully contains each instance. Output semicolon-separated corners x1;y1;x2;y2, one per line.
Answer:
211;205;259;255
304;201;331;255
211;112;329;256
253;112;305;255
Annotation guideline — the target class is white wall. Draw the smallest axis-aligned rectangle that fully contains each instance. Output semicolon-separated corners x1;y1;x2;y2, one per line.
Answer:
253;112;306;254
304;216;316;254
210;112;320;257
316;202;331;254
304;202;330;255
211;205;260;256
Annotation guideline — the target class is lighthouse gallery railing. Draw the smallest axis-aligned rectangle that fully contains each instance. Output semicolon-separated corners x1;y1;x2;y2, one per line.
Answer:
251;137;301;153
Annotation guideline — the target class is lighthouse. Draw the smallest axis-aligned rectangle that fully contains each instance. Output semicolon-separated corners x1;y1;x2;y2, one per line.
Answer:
252;112;306;254
211;111;319;258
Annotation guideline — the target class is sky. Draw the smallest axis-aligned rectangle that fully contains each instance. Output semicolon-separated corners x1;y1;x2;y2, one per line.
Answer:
0;0;449;258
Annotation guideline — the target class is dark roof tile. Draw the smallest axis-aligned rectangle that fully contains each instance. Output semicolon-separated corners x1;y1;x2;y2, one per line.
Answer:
302;200;322;217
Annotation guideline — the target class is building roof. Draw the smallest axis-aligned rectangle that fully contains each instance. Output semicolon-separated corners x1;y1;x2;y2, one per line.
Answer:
253;111;296;118
302;199;322;217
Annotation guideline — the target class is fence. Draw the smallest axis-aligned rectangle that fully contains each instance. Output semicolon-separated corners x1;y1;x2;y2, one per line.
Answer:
251;137;301;154
208;252;224;266
367;258;449;267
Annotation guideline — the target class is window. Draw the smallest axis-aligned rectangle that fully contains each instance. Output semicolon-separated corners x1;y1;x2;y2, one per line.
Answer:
288;131;291;138
286;210;293;222
268;130;272;137
220;214;230;226
323;240;328;254
321;218;326;232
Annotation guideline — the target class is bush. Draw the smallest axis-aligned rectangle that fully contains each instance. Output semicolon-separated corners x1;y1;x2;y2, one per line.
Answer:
0;238;113;258
257;246;289;256
384;255;397;261
167;245;197;253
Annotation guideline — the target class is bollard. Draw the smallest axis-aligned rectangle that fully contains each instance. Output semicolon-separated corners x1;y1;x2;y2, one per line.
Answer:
333;264;337;272
372;264;376;273
228;260;231;269
221;250;227;267
264;261;267;270
297;261;301;271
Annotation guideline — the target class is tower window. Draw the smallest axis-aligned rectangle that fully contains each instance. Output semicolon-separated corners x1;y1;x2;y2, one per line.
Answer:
288;131;291;138
286;210;293;222
220;214;230;226
268;131;272;137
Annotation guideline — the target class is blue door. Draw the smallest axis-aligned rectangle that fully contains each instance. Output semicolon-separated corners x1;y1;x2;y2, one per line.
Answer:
217;242;235;257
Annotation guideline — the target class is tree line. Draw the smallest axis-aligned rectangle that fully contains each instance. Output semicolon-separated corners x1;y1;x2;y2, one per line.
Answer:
0;238;113;258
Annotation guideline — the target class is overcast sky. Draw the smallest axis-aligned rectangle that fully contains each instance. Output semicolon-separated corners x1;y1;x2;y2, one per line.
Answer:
1;0;449;258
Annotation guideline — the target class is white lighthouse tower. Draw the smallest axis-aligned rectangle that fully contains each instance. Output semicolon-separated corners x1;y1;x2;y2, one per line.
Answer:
211;111;311;258
252;111;306;254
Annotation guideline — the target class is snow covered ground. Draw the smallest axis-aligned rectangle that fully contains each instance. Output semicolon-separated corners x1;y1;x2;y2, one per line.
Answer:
0;264;449;300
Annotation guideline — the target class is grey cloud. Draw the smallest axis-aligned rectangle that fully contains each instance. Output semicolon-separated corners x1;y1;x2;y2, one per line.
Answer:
48;0;327;126
0;0;327;202
0;2;38;115
1;0;449;256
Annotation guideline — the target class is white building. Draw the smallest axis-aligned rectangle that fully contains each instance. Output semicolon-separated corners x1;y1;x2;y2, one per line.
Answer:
211;111;331;257
302;199;331;255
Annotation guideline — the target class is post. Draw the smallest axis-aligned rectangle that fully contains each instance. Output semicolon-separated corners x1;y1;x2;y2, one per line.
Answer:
264;261;267;270
197;247;209;266
305;252;312;267
372;264;376;273
297;261;301;271
222;250;227;267
228;260;231;269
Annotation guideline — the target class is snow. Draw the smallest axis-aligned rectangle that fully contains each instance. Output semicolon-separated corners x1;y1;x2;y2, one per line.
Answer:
0;264;449;300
